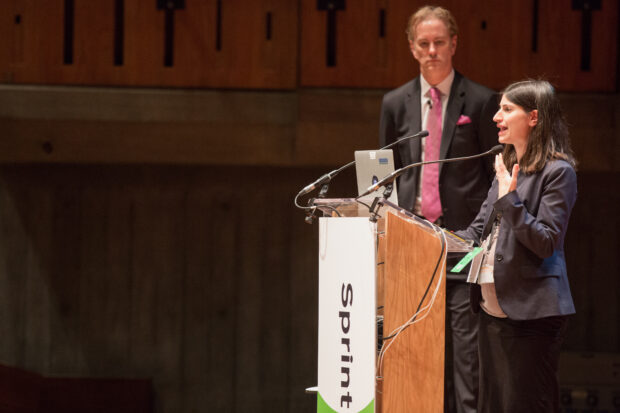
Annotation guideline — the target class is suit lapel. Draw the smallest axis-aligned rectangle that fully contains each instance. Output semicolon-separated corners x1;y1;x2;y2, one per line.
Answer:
440;72;465;176
400;78;422;165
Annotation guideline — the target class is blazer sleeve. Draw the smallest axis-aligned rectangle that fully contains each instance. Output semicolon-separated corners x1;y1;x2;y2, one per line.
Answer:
493;162;577;258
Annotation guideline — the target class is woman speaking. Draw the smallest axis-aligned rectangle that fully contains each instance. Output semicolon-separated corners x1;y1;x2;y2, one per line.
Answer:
457;79;578;412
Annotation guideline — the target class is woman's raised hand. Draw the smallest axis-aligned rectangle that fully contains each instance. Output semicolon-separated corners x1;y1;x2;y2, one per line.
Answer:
495;153;519;199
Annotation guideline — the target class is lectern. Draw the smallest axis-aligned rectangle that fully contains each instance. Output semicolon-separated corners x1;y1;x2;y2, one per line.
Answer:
311;198;471;413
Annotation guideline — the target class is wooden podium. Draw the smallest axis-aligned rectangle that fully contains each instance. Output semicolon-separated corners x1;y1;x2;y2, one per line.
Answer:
312;198;471;413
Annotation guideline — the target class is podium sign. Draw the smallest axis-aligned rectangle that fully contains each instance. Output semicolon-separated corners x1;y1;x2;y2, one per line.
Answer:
317;217;376;413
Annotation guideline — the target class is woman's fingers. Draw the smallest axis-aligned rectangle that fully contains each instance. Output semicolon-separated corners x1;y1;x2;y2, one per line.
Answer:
494;154;504;175
495;154;519;198
509;164;519;192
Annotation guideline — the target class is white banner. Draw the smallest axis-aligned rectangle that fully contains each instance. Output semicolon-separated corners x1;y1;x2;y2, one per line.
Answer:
317;217;376;413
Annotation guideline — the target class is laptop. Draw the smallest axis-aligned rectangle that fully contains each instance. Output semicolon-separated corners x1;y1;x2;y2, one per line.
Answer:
354;149;399;205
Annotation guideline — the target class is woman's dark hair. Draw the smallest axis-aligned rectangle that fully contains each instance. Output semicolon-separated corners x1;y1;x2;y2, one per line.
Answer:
500;80;576;173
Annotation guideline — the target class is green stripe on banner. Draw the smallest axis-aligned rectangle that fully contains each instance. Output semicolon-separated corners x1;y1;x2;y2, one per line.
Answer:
317;392;375;413
359;399;374;413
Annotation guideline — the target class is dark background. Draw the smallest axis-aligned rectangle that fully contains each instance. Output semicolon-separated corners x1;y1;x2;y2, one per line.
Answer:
0;1;618;412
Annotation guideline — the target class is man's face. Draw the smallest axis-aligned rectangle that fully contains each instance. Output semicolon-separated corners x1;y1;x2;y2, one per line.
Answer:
409;18;457;83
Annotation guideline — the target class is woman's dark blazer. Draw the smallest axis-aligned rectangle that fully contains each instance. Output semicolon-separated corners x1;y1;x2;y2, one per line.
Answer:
457;159;577;320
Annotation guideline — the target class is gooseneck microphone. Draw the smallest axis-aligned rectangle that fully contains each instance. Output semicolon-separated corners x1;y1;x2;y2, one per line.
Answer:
358;144;504;198
294;130;429;199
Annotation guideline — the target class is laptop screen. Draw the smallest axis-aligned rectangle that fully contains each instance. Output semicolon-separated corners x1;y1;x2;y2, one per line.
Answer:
354;149;398;205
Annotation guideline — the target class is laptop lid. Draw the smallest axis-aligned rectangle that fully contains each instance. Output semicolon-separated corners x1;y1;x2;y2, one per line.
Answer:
354;149;398;205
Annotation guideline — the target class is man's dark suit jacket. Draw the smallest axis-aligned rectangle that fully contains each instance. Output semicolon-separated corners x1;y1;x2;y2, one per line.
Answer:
379;71;498;234
457;160;578;320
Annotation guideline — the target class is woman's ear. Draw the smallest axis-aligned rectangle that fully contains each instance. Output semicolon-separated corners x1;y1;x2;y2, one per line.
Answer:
529;109;539;127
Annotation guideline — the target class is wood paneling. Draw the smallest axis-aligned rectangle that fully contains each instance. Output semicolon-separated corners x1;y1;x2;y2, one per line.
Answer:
0;85;299;165
533;0;618;92
1;85;617;173
451;0;532;90
455;0;619;91
300;0;415;88
300;0;618;91
0;0;298;88
0;1;616;90
0;164;618;412
563;172;620;352
0;165;323;413
382;212;445;412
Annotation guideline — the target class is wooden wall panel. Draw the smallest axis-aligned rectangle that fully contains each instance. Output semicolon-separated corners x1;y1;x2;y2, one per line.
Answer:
124;0;299;88
181;189;214;411
0;165;323;413
287;210;320;412
123;0;166;85
533;0;618;91
257;195;292;411
300;0;415;88
1;85;618;173
131;187;187;411
205;195;240;411
47;187;84;375
19;188;55;375
564;173;620;351
0;0;65;83
78;187;133;376
0;1;616;90
0;0;298;88
0;182;28;364
0;0;112;84
71;1;119;84
0;0;21;82
451;0;531;90
456;0;619;91
171;0;299;88
0;165;618;412
300;0;618;91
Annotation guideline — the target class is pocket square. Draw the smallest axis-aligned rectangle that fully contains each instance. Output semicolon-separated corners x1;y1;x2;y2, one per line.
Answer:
457;115;472;125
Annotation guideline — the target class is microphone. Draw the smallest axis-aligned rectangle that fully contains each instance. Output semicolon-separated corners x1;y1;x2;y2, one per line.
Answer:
295;130;429;198
382;129;429;151
358;144;504;198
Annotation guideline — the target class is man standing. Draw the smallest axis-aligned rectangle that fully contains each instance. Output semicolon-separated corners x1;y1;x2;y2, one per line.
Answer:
379;6;498;413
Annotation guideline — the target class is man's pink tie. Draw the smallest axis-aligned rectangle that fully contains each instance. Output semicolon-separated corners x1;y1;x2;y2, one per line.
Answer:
421;87;443;223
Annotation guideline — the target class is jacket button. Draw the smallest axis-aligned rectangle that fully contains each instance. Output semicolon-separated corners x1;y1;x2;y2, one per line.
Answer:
496;255;503;262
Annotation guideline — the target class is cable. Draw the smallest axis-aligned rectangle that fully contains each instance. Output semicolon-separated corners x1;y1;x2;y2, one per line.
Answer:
376;225;447;378
381;225;446;340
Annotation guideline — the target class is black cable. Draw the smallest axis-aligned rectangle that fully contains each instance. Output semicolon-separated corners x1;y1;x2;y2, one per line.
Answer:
318;205;342;217
380;230;446;341
355;198;373;211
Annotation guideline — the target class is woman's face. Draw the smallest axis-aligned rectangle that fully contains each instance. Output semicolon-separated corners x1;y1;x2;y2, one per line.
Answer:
493;95;538;153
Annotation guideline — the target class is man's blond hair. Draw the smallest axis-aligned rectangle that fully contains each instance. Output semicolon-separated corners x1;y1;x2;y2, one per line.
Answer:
406;5;459;41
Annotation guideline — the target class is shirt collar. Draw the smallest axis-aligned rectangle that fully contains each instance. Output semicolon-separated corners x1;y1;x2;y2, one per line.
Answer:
420;69;455;100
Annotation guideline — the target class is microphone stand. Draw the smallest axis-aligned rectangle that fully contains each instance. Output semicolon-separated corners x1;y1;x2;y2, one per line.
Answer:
294;130;429;219
358;145;504;199
316;159;355;199
367;183;394;223
297;159;355;224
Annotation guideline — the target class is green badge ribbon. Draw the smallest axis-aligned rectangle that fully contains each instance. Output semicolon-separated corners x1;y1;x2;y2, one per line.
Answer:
451;247;483;273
